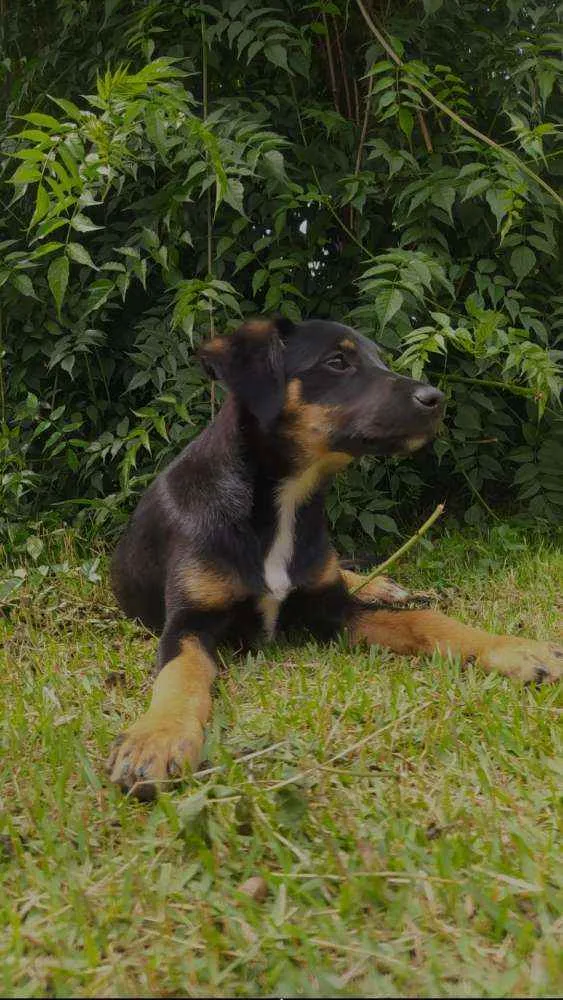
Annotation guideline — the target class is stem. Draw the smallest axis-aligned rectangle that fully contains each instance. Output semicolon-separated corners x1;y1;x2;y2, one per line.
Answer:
332;15;353;120
355;0;563;210
429;371;540;399
417;109;433;153
322;13;340;114
354;73;374;176
351;502;445;594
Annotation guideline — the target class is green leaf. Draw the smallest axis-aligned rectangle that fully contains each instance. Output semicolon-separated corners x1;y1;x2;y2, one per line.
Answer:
510;246;536;283
223;178;245;216
81;279;114;316
373;514;399;534
377;288;403;330
47;256;69;316
30;185;50;227
11;273;37;299
20;112;62;129
71;214;103;233
431;186;455;221
66;243;97;269
10;163;42;185
265;44;289;71
398;107;414;139
263;149;287;183
359;511;375;538
26;536;44;561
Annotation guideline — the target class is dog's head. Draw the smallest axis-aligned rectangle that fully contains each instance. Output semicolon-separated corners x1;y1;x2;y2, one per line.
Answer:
200;316;444;462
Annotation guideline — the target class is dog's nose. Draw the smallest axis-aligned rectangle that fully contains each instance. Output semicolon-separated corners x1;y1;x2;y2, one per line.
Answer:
413;385;444;410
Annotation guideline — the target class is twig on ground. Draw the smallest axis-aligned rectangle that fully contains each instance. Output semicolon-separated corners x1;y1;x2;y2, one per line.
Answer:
351;503;445;595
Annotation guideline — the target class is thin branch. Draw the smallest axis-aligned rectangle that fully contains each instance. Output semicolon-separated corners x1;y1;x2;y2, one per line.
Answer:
332;15;353;120
417;109;433;153
322;13;340;114
351;503;445;594
354;73;374;176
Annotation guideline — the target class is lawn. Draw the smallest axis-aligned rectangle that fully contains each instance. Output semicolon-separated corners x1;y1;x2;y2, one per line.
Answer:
1;526;562;998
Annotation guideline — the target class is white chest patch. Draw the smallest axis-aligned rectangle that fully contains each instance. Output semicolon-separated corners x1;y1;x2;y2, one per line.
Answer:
261;465;324;638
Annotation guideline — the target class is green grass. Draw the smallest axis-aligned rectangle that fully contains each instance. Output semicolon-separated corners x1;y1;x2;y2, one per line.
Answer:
1;527;562;998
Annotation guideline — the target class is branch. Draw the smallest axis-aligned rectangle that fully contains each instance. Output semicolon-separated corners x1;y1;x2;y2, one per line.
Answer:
322;13;341;114
351;503;445;594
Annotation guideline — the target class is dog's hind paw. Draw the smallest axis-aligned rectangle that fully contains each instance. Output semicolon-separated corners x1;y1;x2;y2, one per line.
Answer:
480;639;563;684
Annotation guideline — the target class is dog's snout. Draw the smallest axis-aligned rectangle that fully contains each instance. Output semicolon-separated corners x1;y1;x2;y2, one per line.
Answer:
413;385;444;410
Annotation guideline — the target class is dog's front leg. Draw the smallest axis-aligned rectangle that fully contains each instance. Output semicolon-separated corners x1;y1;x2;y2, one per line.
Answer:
348;607;563;683
108;628;216;800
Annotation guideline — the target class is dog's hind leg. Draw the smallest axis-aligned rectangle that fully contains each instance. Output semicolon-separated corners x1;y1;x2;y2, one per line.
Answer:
347;607;563;683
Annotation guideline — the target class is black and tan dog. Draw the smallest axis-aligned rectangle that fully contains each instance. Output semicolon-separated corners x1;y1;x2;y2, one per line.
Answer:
109;317;562;799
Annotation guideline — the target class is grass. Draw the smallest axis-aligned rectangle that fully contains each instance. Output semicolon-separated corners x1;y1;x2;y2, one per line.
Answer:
1;525;562;998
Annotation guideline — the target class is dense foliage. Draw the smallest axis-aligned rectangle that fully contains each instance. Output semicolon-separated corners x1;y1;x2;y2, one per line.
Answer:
1;0;562;556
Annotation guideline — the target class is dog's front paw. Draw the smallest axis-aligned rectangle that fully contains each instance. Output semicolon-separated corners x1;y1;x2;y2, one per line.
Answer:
480;638;563;683
107;712;204;801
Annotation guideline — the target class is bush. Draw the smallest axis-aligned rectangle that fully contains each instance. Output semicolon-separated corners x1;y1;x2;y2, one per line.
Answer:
1;0;561;554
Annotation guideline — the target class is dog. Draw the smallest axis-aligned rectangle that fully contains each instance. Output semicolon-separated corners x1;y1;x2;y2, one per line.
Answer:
109;316;562;799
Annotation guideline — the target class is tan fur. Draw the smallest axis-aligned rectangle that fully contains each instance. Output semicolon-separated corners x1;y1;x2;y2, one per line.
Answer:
311;549;341;588
283;378;352;468
339;338;357;351
243;318;275;338
340;569;410;603
349;608;563;682
181;563;249;607
108;637;216;797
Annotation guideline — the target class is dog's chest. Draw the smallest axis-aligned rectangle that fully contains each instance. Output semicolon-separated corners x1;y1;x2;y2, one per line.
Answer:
260;467;319;637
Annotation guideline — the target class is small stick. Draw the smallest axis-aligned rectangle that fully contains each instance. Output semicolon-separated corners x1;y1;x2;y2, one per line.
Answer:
351;502;445;595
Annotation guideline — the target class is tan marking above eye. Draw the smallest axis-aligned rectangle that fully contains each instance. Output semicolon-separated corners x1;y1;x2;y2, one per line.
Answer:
243;318;275;338
338;339;357;351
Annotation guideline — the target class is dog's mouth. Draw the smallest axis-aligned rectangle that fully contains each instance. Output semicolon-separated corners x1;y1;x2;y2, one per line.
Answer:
334;418;442;459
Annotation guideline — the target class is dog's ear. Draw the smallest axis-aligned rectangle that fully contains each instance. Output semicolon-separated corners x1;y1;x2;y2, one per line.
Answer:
199;318;293;429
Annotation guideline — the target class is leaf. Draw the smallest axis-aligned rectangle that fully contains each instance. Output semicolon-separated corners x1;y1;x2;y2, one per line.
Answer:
463;177;490;200
71;213;103;233
11;273;37;299
359;511;375;538
10;163;42;185
30;185;50;228
47;256;69;316
265;44;289;71
376;288;403;330
510;246;536;283
431;186;455;221
66;243;97;269
223;178;245;216
82;279;115;316
26;536;44;561
263;149;286;183
20;112;62;129
373;514;399;534
252;269;268;296
398;107;414;139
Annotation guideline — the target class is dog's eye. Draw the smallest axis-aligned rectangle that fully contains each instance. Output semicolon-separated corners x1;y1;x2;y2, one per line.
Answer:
324;352;350;371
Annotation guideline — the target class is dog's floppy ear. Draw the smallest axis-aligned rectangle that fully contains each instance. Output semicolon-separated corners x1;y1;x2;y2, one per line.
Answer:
199;318;293;430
